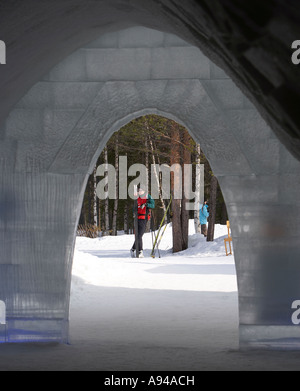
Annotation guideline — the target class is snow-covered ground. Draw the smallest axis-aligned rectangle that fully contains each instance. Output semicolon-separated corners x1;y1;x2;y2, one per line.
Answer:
1;222;300;371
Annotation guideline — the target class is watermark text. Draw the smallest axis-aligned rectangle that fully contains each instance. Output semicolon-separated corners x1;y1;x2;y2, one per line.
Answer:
95;156;204;211
292;40;300;65
292;300;300;325
0;40;6;65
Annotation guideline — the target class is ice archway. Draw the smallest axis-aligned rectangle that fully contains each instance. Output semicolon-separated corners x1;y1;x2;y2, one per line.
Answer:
1;27;300;348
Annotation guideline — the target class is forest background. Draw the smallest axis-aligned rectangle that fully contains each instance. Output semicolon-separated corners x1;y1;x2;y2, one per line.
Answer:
78;115;228;252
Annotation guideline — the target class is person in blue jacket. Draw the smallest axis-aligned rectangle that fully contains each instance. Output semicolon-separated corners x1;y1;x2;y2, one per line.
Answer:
199;201;209;237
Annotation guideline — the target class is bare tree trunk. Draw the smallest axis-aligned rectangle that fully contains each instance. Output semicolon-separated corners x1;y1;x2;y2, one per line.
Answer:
171;122;183;253
98;199;102;234
181;130;191;250
221;198;228;225
194;143;201;233
207;175;218;242
124;202;128;234
93;166;98;227
104;146;110;236
148;134;166;214
144;133;151;233
88;178;93;224
145;134;149;190
112;138;119;236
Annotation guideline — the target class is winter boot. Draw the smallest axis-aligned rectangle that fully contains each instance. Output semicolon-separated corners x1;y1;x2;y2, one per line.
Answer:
130;248;135;258
138;250;144;258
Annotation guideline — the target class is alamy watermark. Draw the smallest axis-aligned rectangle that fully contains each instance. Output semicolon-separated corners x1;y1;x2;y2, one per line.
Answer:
0;300;5;325
292;40;300;65
95;156;204;211
291;300;300;325
0;40;6;65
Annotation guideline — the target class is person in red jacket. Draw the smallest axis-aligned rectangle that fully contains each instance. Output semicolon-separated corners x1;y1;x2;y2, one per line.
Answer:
130;186;155;258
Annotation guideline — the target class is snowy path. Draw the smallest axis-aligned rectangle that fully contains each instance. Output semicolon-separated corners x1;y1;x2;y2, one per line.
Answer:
1;224;300;370
68;224;240;370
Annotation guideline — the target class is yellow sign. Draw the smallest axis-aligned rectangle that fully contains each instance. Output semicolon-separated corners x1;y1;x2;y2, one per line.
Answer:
224;220;232;256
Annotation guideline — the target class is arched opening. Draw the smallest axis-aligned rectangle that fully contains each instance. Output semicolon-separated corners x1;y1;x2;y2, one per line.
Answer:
69;114;238;369
78;114;229;241
1;25;300;356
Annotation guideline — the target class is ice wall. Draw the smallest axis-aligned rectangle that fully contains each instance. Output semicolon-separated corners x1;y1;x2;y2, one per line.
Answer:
1;27;300;347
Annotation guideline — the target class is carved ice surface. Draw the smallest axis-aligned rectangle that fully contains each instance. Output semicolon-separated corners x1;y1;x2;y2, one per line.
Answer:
0;301;5;325
0;40;5;65
1;27;300;348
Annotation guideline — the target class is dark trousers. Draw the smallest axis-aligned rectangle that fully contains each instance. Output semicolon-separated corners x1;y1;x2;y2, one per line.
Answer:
132;218;147;251
201;224;207;237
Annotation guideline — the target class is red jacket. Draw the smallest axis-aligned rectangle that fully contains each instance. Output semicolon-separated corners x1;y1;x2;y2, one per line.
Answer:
137;196;151;220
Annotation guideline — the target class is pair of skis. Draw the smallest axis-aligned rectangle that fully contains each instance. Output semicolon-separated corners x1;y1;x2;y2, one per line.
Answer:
150;195;172;258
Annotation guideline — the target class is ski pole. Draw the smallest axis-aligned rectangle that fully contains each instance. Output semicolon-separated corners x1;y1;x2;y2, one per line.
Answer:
155;232;161;258
151;212;160;258
151;223;154;249
156;221;169;250
150;212;155;254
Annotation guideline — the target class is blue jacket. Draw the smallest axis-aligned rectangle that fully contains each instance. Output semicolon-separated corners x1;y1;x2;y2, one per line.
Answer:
199;204;209;224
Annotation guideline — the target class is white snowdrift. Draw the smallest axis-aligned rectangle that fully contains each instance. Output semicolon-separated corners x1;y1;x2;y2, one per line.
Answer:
2;222;300;371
